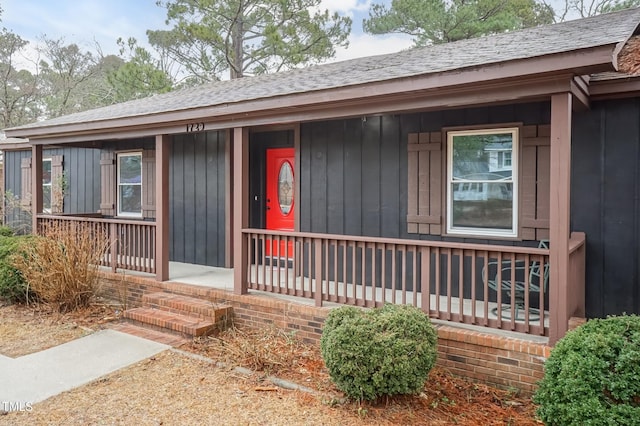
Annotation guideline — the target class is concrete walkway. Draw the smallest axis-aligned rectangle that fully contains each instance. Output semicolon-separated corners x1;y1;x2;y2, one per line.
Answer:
0;329;169;405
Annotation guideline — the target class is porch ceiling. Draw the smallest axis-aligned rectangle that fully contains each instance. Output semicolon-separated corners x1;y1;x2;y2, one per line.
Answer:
5;7;640;144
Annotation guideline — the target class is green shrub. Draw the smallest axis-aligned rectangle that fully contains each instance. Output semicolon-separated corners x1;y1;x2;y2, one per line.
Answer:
0;226;14;237
533;315;640;425
320;304;438;401
0;235;32;303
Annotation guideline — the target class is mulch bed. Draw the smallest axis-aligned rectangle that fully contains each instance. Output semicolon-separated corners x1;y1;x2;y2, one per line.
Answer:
1;303;542;424
185;327;542;425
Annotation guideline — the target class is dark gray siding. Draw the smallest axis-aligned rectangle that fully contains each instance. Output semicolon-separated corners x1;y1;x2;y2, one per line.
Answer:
299;102;551;242
170;131;226;267
3;150;32;230
572;97;640;318
3;147;101;230
51;147;101;214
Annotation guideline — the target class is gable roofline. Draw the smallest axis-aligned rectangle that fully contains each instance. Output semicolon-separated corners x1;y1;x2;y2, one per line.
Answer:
6;7;640;141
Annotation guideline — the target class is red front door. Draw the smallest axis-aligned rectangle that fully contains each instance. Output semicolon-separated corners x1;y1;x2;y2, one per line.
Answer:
266;148;294;256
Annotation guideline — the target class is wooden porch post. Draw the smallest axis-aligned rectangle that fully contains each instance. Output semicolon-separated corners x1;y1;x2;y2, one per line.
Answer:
233;127;249;295
549;93;572;344
155;135;170;281
224;129;233;268
31;145;43;234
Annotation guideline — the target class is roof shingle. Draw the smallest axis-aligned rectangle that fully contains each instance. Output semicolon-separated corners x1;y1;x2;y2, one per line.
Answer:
7;7;640;132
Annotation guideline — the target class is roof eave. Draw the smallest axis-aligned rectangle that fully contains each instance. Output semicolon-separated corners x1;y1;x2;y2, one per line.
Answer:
5;43;619;141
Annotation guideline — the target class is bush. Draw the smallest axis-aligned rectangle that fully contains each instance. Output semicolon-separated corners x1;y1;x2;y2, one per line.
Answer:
0;226;14;237
533;315;640;425
0;235;32;303
320;304;438;401
11;221;109;312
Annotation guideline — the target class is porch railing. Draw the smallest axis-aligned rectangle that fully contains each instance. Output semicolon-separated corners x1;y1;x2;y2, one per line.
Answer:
36;215;156;274
567;232;586;320
242;229;555;336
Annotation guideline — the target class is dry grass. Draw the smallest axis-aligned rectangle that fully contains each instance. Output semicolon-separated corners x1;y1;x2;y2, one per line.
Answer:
188;327;334;392
12;222;109;312
0;302;119;357
0;307;541;425
2;351;356;426
185;327;541;425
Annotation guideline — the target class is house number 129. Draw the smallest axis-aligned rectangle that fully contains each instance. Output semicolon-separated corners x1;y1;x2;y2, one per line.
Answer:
186;122;205;132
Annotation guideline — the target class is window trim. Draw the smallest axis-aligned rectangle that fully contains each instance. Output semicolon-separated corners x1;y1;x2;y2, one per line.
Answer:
116;151;143;218
446;127;519;238
42;158;52;214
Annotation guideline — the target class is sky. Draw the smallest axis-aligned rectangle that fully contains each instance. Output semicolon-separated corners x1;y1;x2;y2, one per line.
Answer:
0;0;414;69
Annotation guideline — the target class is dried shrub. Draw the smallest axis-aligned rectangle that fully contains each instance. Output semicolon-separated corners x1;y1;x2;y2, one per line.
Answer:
12;221;109;312
193;327;311;375
534;315;640;425
320;304;438;402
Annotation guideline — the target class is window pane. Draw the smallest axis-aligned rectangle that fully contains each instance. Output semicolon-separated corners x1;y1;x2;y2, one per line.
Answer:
42;160;52;185
43;185;51;211
119;155;141;183
119;185;141;214
278;161;294;215
452;183;513;229
451;133;513;180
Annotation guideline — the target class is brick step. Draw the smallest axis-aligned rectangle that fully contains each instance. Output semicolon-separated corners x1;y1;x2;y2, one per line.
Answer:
142;292;232;321
123;307;218;337
110;322;189;347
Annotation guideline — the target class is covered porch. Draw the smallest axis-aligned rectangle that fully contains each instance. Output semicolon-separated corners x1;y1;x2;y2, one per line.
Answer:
22;92;586;345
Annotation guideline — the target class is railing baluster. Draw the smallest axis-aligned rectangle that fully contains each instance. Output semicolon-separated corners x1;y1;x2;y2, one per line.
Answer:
524;254;531;330
483;250;489;327
314;239;323;307
401;245;407;305
380;243;386;305
412;246;418;308
496;252;503;325
341;241;347;304
510;252;517;331
471;250;476;324
459;249;464;322
539;253;546;334
370;242;376;307
391;244;397;304
360;242;366;306
110;223;118;273
435;247;441;317
446;248;452;321
420;246;430;313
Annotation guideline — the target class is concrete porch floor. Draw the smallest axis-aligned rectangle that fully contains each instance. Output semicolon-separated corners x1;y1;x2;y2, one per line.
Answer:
116;261;549;344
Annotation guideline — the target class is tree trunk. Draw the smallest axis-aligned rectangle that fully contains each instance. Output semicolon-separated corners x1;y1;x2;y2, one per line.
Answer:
230;1;245;79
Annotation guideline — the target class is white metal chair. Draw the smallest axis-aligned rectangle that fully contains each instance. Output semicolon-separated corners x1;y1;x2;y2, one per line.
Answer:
483;240;549;321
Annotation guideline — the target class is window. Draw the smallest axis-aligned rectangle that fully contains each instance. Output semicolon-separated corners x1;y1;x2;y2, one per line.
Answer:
42;159;52;213
117;152;142;217
502;152;512;168
447;128;518;237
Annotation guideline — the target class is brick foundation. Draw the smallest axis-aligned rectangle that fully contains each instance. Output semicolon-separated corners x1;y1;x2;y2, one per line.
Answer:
99;271;550;396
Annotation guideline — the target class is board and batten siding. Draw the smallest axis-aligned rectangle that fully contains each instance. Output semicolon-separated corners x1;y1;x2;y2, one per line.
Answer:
572;97;640;319
4;147;101;226
299;102;551;244
170;131;226;267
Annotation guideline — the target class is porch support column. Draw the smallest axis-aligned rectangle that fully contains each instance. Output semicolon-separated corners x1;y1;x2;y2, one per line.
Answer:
155;135;170;282
31;145;43;234
549;93;572;345
233;127;249;295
